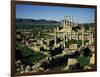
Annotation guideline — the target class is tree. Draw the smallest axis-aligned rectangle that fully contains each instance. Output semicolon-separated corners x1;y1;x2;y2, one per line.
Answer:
16;46;46;65
82;47;92;57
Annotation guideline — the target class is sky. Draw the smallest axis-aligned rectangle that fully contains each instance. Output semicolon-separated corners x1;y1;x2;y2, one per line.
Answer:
16;4;95;23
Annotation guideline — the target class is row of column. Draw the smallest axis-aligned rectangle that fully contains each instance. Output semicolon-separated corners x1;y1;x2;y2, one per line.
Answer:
61;16;80;27
63;16;73;27
54;27;94;47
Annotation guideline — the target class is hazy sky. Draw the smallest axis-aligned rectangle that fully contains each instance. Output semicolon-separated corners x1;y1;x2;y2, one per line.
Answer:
16;4;95;23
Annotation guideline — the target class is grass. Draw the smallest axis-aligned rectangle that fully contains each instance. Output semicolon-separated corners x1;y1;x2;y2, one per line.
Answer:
77;56;90;67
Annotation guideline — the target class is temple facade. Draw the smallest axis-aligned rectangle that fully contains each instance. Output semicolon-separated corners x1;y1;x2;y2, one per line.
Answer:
54;16;94;50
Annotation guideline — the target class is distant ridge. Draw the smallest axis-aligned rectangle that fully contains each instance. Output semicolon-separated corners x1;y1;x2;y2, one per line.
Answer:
16;18;60;26
16;18;94;30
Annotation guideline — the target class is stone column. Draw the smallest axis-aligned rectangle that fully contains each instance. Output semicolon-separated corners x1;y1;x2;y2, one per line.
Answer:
63;33;66;48
71;16;73;27
67;16;69;26
89;27;92;44
57;26;59;32
64;16;66;28
65;16;68;27
54;28;57;46
92;31;94;43
82;26;85;46
69;16;71;26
